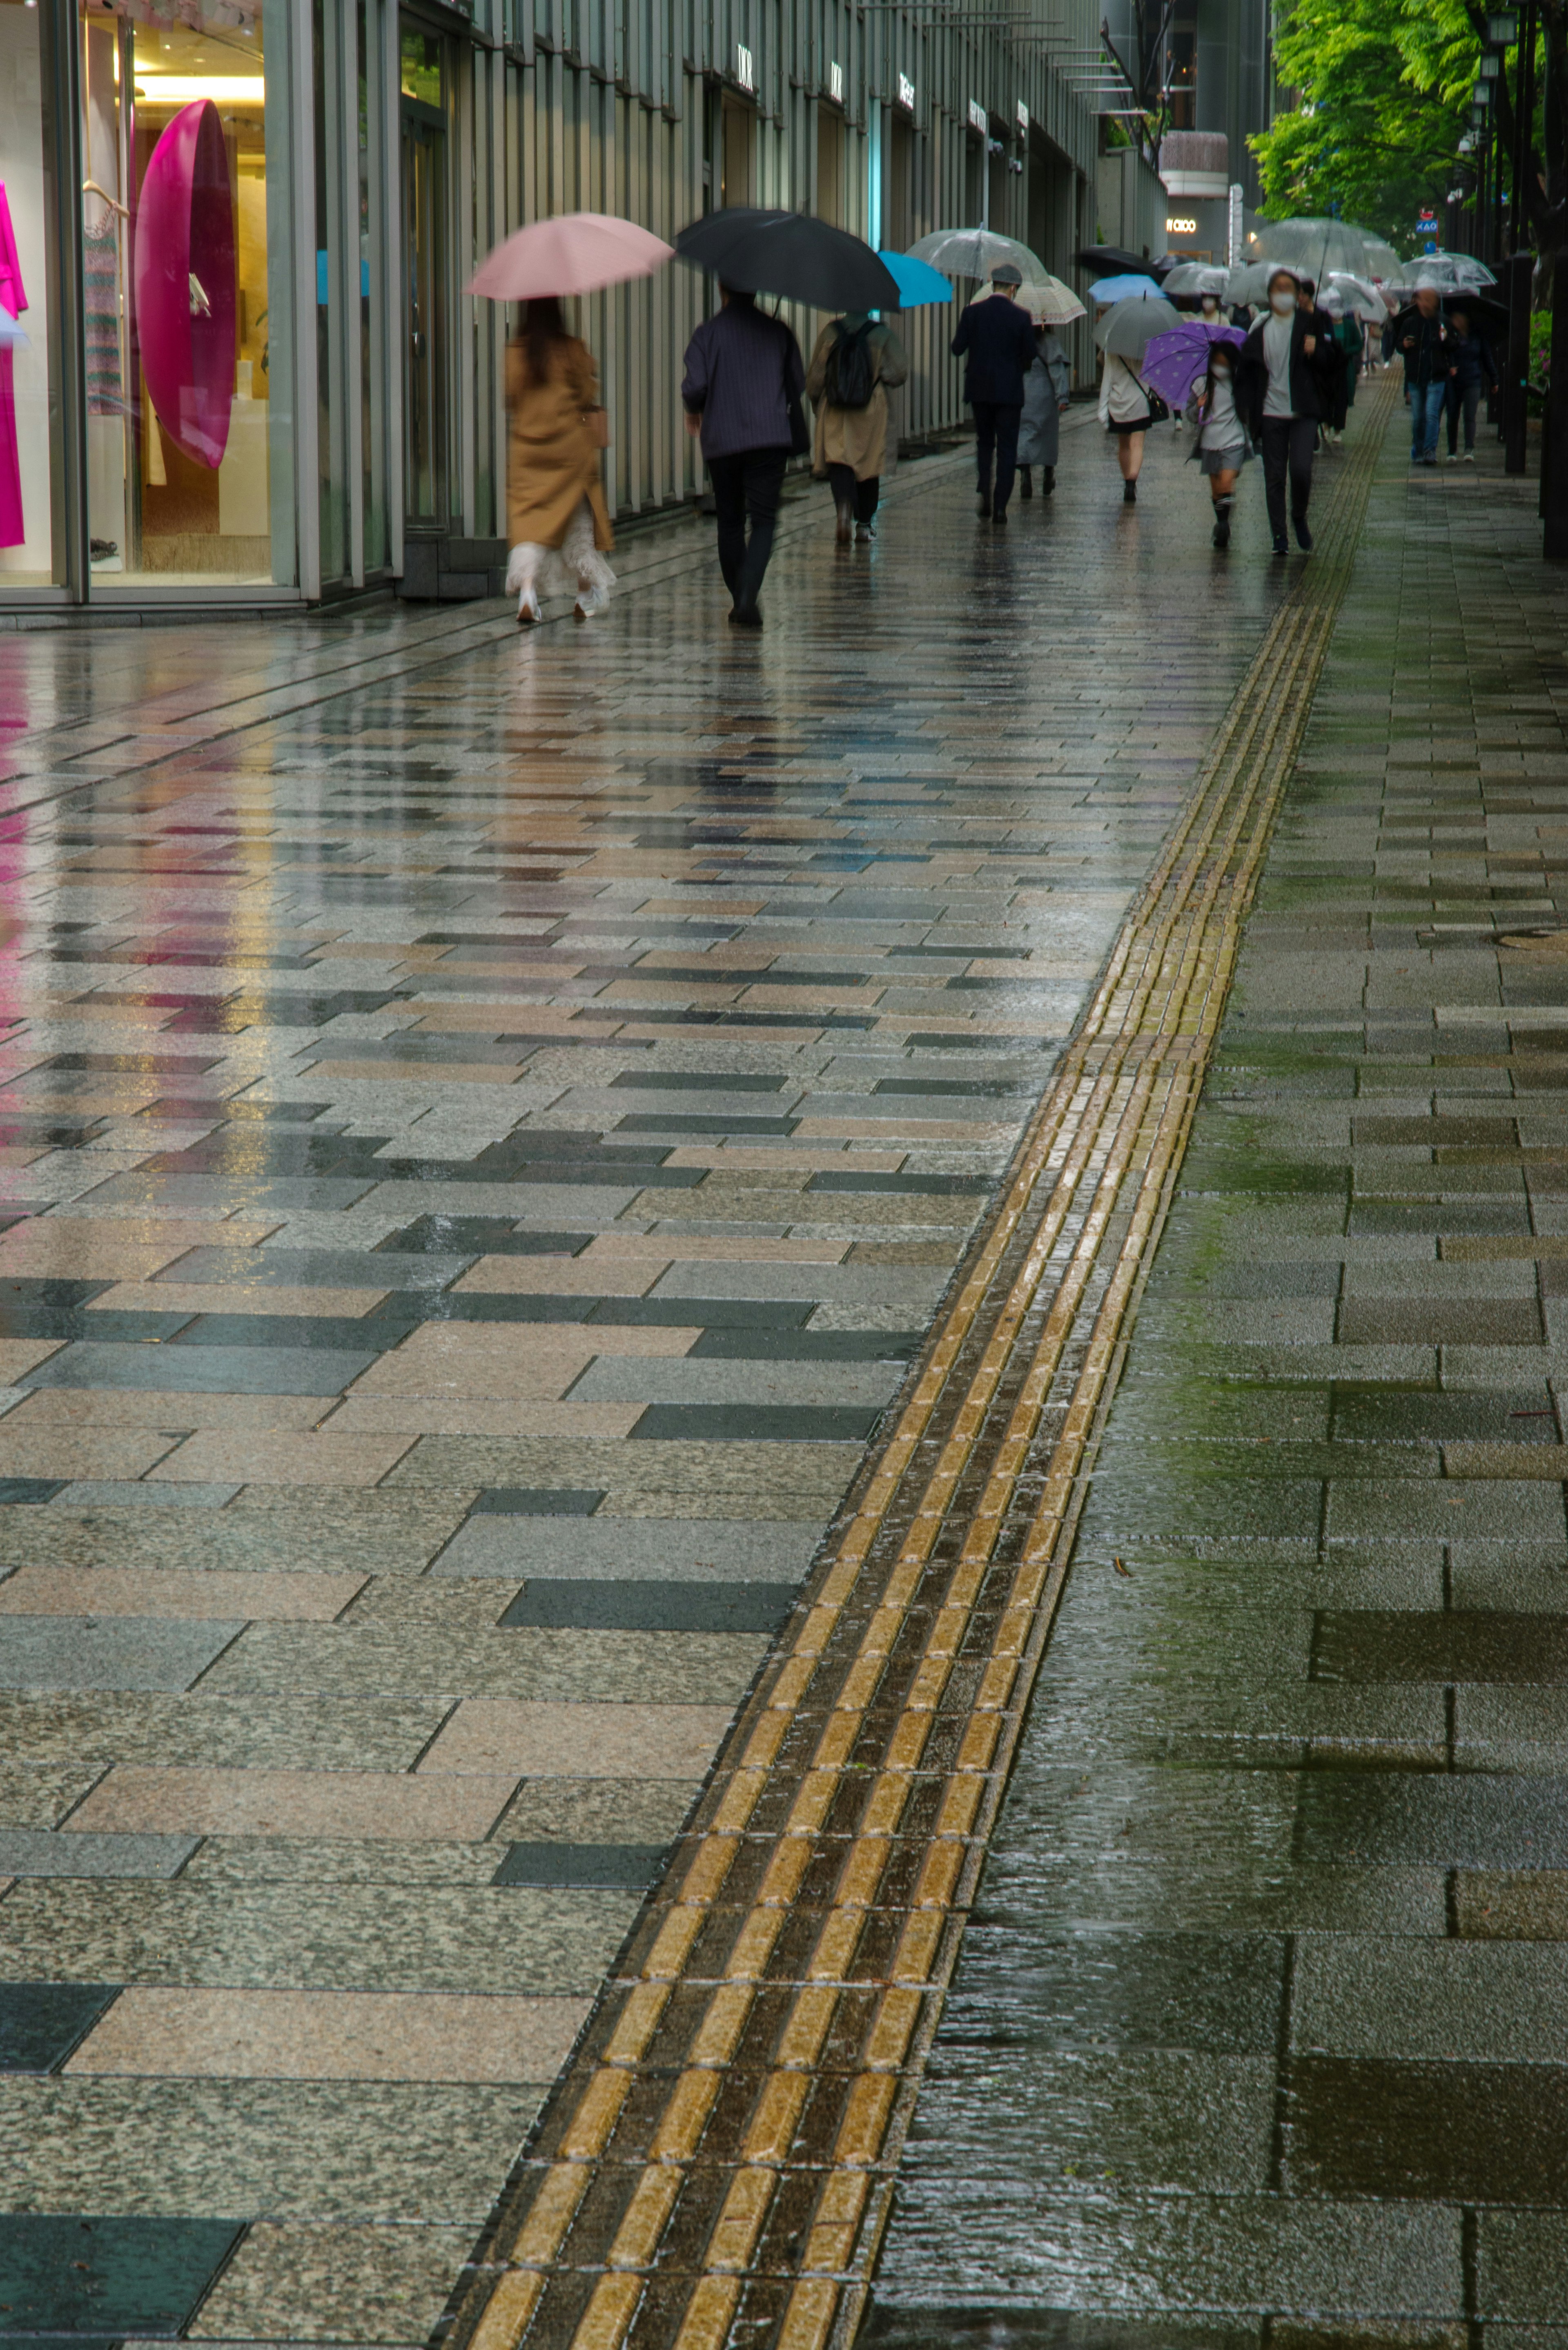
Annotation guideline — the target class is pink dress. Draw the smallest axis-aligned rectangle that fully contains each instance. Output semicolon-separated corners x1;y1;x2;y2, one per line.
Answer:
0;183;26;551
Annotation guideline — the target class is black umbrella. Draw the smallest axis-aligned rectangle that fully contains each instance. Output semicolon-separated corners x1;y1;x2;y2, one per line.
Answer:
675;208;900;310
1074;245;1168;282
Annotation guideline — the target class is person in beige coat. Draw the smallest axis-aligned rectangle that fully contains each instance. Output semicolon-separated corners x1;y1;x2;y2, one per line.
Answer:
505;296;616;624
805;312;909;543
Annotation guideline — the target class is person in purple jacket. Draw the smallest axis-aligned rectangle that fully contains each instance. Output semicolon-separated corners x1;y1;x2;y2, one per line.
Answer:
681;286;806;630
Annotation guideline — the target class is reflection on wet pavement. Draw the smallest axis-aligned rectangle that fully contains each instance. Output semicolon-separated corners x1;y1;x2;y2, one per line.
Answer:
0;426;1302;2347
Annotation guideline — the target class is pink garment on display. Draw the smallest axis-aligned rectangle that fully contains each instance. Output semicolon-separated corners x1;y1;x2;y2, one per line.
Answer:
0;184;28;550
134;100;236;468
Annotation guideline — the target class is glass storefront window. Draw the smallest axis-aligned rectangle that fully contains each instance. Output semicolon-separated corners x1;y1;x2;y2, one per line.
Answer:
0;0;65;588
77;0;296;589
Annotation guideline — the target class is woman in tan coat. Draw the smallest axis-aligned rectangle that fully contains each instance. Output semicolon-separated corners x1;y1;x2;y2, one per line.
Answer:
805;312;909;544
505;296;616;624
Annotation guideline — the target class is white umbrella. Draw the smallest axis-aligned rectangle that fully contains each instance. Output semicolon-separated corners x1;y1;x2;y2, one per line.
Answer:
906;227;1046;283
1017;274;1087;326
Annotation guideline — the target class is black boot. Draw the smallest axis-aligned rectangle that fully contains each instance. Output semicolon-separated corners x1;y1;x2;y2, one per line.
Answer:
976;488;991;519
1042;466;1055;495
1019;466;1033;499
1123;478;1137;504
1212;494;1233;549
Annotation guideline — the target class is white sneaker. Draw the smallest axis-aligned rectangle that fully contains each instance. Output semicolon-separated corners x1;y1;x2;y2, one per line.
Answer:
1447;453;1459;465
1464;452;1476;463
517;590;541;625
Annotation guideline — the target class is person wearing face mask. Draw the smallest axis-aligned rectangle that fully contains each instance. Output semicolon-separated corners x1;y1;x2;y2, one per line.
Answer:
1235;266;1339;555
1184;340;1248;547
1198;290;1224;326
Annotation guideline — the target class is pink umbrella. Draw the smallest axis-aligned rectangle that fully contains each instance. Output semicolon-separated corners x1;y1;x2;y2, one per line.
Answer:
469;212;673;300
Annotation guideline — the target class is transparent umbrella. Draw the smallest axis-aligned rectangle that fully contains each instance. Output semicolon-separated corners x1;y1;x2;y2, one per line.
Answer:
1160;262;1232;299
1226;259;1298;306
1327;270;1388;319
1243;217;1370;281
1414;252;1497;289
1360;237;1405;283
906;227;1046;283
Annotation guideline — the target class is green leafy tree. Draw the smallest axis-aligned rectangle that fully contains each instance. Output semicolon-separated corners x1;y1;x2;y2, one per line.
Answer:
1250;0;1471;253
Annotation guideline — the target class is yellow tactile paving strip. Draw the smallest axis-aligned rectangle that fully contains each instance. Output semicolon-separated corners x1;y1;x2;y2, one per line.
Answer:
444;375;1396;2350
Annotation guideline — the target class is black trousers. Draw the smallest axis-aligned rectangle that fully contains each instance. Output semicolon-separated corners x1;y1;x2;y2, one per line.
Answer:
972;400;1022;515
826;462;879;523
707;448;788;612
1259;416;1317;536
1446;378;1481;453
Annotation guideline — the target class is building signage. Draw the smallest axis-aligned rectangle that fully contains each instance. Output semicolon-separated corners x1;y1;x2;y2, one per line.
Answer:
734;41;755;90
1016;99;1029;134
829;58;844;103
967;98;987;134
1165;215;1198;234
896;71;915;111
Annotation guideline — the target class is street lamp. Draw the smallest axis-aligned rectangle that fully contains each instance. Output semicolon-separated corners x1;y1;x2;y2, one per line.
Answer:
1486;9;1518;41
1477;51;1502;77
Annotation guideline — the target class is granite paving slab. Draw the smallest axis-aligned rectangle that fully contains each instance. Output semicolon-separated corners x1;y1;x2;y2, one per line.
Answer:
870;392;1568;2339
0;403;1345;2343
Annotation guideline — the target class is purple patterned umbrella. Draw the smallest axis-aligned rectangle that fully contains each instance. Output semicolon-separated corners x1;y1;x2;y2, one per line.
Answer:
1141;320;1245;411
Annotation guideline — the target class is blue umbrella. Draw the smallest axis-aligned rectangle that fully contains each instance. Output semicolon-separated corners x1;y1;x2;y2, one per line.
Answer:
878;250;954;306
1089;273;1165;306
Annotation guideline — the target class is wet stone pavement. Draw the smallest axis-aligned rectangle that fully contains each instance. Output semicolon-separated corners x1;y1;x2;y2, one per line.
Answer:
865;417;1568;2334
0;421;1310;2350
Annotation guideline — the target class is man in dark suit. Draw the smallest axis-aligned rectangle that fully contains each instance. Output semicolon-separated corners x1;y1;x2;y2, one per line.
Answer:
951;262;1040;524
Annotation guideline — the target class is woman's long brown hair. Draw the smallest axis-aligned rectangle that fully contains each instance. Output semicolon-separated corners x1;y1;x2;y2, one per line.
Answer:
520;294;568;382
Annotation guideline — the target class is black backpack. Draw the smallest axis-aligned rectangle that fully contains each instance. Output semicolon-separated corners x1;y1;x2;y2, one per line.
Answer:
824;320;877;409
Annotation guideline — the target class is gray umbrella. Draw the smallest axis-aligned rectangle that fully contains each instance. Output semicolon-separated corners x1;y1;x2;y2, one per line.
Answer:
1095;292;1181;359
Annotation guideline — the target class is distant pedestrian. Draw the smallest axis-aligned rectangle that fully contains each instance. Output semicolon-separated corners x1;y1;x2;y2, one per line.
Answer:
1018;319;1070;497
1332;304;1365;426
1236;265;1339;554
1401;283;1455;467
1445;307;1496;462
682;285;806;630
951;262;1039;523
1098;344;1154;504
1184;339;1247;548
504;296;616;626
805;310;908;543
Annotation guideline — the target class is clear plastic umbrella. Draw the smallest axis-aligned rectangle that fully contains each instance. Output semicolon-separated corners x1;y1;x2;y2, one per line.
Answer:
1160;262;1232;299
1226;259;1297;306
1247;217;1370;280
1360;237;1405;284
1414;252;1497;289
906;227;1046;283
1327;270;1388;319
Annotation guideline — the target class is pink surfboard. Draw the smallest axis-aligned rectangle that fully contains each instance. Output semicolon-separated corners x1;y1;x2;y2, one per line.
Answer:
134;98;236;468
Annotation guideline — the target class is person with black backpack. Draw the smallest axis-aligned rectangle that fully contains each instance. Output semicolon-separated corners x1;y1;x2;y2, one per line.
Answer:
805;310;909;544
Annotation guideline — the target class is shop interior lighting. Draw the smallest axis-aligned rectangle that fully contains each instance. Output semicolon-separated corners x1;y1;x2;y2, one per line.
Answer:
131;72;265;100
